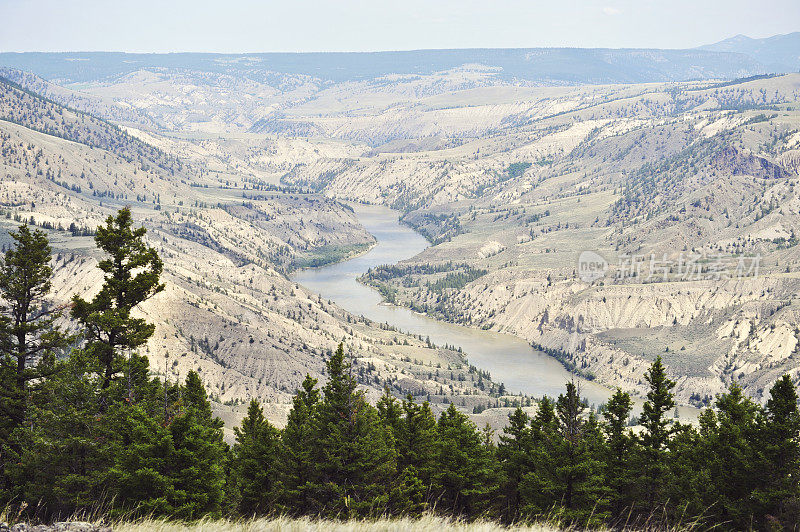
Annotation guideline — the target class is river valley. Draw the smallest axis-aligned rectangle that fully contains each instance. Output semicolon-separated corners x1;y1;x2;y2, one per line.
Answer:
292;204;615;407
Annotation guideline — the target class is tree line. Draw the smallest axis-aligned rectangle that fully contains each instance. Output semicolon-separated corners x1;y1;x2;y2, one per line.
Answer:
1;208;799;529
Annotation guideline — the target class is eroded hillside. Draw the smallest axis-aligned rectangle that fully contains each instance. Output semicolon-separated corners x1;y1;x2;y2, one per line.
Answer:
277;74;800;404
4;63;800;408
0;77;518;430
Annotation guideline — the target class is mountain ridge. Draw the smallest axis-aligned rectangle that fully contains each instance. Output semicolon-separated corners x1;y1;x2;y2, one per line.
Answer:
698;31;800;72
0;46;772;85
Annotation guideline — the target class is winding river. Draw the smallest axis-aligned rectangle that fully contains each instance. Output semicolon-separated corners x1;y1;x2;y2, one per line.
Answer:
292;204;613;406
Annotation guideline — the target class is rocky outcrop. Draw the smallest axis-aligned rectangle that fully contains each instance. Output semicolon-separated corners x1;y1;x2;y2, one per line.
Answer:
712;146;791;180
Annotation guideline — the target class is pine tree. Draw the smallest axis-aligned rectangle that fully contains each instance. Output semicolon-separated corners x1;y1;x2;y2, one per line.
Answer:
553;382;608;524
107;403;176;517
313;343;396;517
0;225;70;440
8;215;174;520
601;388;636;517
376;387;403;441
433;404;499;517
696;383;760;527
386;465;427;517
5;347;115;519
396;395;437;485
665;420;704;523
378;389;435;516
230;399;281;516
183;370;213;420
277;373;320;515
638;356;675;507
754;375;800;528
105;372;226;520
71;207;164;395
497;407;532;522
520;397;559;516
164;371;227;519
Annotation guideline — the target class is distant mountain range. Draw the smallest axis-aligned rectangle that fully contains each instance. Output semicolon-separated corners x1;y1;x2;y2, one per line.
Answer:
0;32;797;85
697;31;800;72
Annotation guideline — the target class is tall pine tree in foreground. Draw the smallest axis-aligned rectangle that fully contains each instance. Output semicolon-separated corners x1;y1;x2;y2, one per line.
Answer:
229;399;281;516
71;207;164;396
638;356;675;508
433;403;498;517
756;375;800;528
519;396;560;517
3;209;229;521
106;370;227;519
497;407;532;522
553;382;608;525
601;388;636;518
396;394;437;487
163;371;227;519
313;343;396;517
277;373;320;515
0;225;71;500
698;383;760;527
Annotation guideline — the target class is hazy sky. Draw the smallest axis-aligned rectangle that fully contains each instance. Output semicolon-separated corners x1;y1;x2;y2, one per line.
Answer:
1;0;798;53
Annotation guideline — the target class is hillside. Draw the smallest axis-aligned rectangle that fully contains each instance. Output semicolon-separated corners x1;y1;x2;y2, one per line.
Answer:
276;74;800;404
3;56;800;409
0;77;516;429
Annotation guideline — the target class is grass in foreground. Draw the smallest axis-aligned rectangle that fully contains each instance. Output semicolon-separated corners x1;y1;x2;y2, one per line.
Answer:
111;516;558;532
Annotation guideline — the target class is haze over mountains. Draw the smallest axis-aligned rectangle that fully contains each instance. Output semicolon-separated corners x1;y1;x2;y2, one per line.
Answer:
0;32;798;86
699;31;800;72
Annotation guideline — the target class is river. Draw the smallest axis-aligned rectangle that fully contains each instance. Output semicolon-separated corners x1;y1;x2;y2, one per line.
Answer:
291;203;617;406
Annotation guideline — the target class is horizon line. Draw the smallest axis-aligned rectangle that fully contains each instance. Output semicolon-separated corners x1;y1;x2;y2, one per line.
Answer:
0;30;798;56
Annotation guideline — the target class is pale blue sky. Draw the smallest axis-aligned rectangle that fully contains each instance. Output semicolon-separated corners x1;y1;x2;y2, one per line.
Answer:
1;0;798;53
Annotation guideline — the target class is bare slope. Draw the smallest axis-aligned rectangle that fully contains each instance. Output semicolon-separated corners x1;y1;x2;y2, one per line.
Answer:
8;64;800;407
0;78;515;427
278;74;800;404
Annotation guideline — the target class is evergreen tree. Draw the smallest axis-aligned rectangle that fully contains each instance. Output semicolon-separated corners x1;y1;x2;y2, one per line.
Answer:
71;207;164;394
697;383;760;527
520;397;560;516
313;344;396;517
432;404;498;517
665;421;704;524
754;375;800;528
601;388;636;517
166;382;227;520
230;400;281;516
4;348;111;519
0;225;70;443
183;370;213;420
277;373;320;515
376;387;403;441
553;382;608;524
139;371;228;520
396;395;437;485
107;372;226;519
386;465;428;517
377;389;435;516
497;407;532;522
107;404;176;517
638;356;675;507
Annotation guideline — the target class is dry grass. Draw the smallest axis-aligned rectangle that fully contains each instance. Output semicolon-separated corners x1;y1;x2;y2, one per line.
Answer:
112;515;559;532
1;504;705;531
